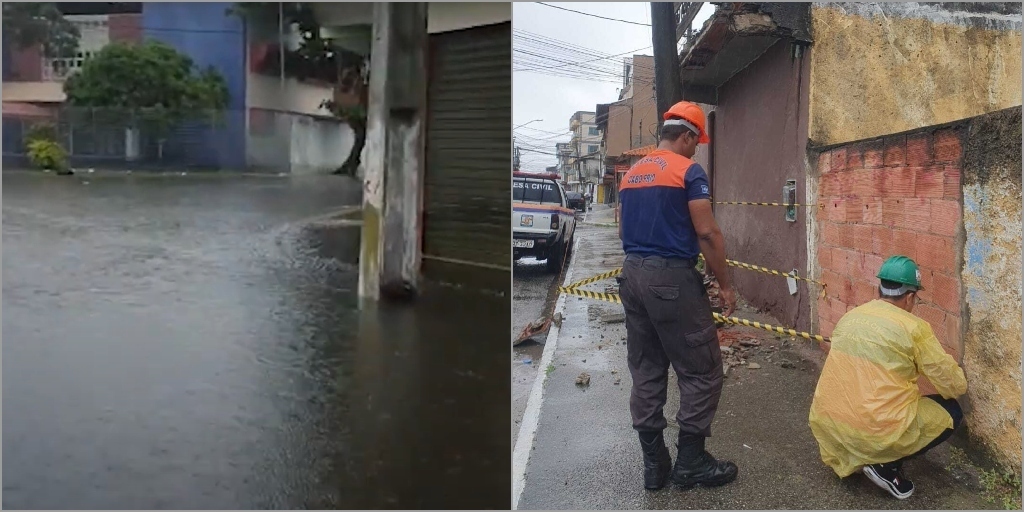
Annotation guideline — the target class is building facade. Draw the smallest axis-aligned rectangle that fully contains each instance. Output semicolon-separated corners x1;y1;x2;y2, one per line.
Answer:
568;110;602;198
596;54;657;205
671;1;1022;473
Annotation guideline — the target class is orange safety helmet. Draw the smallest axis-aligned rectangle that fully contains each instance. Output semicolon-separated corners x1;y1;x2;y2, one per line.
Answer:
662;101;710;144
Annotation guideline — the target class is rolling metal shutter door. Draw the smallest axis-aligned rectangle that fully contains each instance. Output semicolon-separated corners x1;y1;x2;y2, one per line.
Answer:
423;22;511;271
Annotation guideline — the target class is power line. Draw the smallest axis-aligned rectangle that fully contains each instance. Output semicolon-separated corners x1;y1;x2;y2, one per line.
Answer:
534;2;652;27
514;44;653;73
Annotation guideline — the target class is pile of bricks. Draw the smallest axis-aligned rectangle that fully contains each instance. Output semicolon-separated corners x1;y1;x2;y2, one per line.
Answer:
816;127;964;360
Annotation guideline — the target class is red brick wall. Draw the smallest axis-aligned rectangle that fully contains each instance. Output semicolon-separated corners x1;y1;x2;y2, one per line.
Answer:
816;127;964;360
109;13;142;43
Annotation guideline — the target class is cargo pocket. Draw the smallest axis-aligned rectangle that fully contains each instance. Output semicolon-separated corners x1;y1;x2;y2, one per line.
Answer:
670;323;720;375
649;285;679;301
683;323;718;348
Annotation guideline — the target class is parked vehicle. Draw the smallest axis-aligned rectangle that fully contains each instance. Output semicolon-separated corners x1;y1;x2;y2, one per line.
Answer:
565;191;586;212
512;172;576;272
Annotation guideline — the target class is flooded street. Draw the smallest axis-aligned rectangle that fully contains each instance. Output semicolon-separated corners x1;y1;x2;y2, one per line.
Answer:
2;172;509;509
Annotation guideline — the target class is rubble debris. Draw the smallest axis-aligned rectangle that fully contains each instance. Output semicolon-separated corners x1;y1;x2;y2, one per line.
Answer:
739;338;761;347
601;312;626;324
747;363;762;369
576;372;591;387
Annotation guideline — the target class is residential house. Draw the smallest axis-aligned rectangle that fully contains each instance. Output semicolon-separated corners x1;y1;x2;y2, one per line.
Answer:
669;2;1021;473
596;54;657;205
555;142;576;191
568;110;602;199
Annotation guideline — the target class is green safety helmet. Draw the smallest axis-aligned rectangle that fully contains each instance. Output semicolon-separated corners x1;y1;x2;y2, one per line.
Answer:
876;255;923;290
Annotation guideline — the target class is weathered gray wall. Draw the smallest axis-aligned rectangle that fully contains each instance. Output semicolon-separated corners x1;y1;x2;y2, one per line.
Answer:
960;106;1022;474
710;39;812;330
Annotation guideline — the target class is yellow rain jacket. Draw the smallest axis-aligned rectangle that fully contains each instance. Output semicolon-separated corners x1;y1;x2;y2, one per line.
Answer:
808;299;967;477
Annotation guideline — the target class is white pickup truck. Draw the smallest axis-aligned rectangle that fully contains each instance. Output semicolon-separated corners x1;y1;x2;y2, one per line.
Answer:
512;172;576;273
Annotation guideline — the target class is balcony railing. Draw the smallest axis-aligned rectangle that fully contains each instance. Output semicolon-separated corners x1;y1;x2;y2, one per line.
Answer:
40;57;88;82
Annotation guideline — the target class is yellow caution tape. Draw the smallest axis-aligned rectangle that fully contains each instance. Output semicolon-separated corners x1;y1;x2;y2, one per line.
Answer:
724;259;824;286
712;313;829;343
562;267;622;289
558;286;623;303
715;201;822;207
585;253;823;288
559;278;830;343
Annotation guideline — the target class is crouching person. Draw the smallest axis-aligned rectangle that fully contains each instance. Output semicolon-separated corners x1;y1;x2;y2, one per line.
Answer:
808;255;967;500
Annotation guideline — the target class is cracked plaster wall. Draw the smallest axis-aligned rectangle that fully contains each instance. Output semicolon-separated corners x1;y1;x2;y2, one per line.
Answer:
807;2;1022;146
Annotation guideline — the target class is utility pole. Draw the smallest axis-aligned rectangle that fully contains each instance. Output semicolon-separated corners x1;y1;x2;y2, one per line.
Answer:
651;2;684;134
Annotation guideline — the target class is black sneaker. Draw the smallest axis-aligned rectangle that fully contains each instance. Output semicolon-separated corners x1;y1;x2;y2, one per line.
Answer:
862;462;914;499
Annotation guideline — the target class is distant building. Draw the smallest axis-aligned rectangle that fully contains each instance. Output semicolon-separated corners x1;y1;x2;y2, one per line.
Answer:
568;111;602;197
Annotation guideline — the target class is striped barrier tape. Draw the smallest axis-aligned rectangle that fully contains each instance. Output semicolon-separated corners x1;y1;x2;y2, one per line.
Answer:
715;201;822;207
712;313;829;343
561;267;622;289
724;259;824;286
557;286;830;343
566;255;823;289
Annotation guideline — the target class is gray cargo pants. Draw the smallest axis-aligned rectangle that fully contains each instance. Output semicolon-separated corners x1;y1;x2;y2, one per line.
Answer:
618;254;723;436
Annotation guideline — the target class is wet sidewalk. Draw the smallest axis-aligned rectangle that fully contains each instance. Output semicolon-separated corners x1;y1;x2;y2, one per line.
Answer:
513;206;996;510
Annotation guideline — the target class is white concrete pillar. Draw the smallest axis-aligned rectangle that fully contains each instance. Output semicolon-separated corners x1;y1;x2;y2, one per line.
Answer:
358;3;428;301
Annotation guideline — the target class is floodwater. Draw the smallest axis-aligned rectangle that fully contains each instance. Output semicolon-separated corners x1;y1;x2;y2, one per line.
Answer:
2;172;510;509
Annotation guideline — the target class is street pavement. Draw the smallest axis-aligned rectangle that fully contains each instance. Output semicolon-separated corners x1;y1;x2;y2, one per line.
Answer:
512;257;557;444
515;205;996;510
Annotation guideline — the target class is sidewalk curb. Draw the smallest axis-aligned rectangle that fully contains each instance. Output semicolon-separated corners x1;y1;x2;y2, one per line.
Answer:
512;234;583;510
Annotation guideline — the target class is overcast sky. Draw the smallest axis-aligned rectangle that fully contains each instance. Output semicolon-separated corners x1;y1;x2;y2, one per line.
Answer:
513;2;713;173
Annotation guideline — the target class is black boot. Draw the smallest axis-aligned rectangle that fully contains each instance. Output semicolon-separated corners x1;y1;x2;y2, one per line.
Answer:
638;431;673;490
672;433;738;489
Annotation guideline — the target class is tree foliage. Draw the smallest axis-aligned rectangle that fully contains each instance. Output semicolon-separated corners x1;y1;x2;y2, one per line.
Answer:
63;40;230;130
2;3;80;58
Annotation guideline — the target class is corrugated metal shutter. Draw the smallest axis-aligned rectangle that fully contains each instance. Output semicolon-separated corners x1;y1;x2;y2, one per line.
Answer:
423;22;511;273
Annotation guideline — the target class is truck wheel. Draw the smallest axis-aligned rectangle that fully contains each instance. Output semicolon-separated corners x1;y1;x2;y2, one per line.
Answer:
547;241;565;273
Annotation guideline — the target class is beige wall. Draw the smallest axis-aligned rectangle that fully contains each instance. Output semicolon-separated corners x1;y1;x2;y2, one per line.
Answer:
605;103;632;157
807;3;1022;146
628;55;657;149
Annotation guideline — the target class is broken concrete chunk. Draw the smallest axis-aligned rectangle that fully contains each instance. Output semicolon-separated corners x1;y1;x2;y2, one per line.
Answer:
747;363;761;369
601;312;626;324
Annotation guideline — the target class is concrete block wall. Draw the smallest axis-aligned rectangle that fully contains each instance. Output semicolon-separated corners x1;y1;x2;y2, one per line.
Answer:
814;107;1023;474
815;126;965;360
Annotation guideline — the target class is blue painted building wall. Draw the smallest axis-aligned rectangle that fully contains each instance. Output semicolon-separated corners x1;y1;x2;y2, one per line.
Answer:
141;2;247;169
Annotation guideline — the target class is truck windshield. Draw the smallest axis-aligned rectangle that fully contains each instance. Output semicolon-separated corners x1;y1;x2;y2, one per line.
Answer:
513;179;561;205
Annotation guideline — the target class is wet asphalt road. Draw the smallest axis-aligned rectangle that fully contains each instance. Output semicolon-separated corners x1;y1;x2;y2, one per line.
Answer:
511;257;558;441
2;172;509;510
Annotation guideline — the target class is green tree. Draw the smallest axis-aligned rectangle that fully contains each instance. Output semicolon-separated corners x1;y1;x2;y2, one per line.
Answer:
230;2;369;176
2;3;80;58
63;40;229;130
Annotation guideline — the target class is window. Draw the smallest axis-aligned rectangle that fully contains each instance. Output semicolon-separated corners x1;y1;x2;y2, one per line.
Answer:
513;178;562;205
588;145;600;155
588;126;599;136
